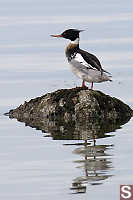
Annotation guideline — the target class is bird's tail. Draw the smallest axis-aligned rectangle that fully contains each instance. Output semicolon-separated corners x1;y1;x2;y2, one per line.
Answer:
101;68;112;81
102;69;111;75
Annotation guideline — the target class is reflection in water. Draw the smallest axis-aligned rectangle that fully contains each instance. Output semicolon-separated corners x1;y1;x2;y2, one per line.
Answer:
22;115;130;194
70;139;113;194
41;117;130;140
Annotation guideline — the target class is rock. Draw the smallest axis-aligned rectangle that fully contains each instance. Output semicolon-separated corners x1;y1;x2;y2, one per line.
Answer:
7;87;133;139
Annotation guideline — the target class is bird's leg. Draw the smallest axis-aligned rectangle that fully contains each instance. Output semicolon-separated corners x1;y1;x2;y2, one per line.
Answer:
90;82;93;90
82;80;85;87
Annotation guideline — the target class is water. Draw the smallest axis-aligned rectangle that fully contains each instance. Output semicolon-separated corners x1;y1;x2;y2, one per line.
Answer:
0;0;133;199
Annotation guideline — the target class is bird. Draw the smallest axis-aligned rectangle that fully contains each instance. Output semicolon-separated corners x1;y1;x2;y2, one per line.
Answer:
51;29;112;90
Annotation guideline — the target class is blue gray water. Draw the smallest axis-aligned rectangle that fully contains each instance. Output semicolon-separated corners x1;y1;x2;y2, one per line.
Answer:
0;0;133;199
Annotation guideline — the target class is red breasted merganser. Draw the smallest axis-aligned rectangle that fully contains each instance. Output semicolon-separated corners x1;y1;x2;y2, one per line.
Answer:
51;29;112;90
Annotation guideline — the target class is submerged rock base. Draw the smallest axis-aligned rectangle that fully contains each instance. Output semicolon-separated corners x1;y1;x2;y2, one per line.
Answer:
7;87;133;139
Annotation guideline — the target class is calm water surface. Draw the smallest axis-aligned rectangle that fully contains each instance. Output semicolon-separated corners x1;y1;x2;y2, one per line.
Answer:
0;0;133;199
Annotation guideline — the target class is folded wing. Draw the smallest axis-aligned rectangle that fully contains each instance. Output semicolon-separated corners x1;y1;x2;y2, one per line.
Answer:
77;49;110;74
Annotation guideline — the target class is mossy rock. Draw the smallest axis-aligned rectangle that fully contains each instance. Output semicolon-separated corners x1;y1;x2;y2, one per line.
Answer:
8;87;133;122
7;87;133;139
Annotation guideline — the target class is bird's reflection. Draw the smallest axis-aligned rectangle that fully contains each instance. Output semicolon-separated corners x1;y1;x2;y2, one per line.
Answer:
21;113;131;194
70;138;113;194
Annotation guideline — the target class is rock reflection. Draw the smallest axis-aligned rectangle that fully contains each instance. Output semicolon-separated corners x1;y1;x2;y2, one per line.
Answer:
39;116;130;140
70;139;113;194
20;113;130;194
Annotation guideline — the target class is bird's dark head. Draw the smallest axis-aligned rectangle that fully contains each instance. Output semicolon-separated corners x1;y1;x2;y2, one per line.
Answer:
51;29;84;41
